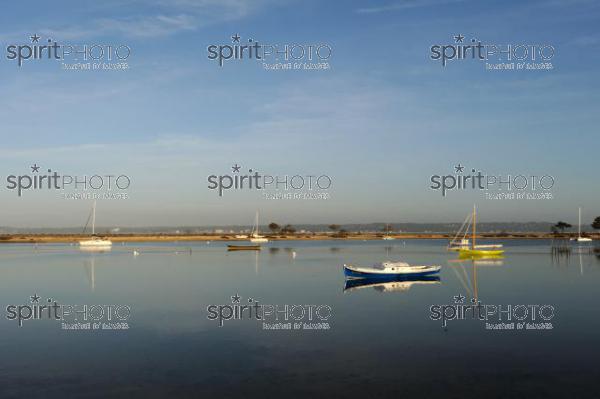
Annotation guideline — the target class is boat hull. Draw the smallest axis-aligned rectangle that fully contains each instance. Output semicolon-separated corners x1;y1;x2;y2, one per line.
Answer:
79;240;112;247
571;238;592;242
458;249;504;257
343;264;440;279
249;238;268;243
227;245;261;251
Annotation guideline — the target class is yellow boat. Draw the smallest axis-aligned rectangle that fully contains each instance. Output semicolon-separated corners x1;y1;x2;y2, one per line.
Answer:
459;249;504;258
458;205;505;257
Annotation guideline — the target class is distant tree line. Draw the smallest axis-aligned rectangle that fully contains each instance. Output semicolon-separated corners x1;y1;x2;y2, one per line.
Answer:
551;216;600;236
266;222;352;237
268;223;296;234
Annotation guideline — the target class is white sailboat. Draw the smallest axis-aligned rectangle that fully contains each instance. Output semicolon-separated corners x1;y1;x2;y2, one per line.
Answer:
79;200;112;248
571;207;592;242
448;212;472;251
249;211;268;243
382;223;395;240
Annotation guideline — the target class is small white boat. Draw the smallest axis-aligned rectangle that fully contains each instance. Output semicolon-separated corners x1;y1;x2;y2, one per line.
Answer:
79;238;113;247
448;238;470;251
344;261;440;279
449;240;503;252
448;213;473;251
235;234;248;239
79;201;112;248
570;207;593;242
79;244;111;252
382;224;395;240
448;209;504;253
250;236;268;243
249;211;269;243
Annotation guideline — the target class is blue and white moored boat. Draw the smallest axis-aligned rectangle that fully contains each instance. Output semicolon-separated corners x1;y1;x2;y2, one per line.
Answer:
343;261;441;279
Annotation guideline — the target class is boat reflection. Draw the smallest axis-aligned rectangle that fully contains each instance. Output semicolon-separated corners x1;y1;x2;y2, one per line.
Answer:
465;258;504;266
83;256;97;291
458;252;504;265
344;275;440;293
227;244;261;251
448;254;504;302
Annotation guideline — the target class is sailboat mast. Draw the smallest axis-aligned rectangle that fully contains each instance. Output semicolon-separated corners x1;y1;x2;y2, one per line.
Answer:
255;211;259;235
578;207;582;238
92;200;96;235
472;204;476;249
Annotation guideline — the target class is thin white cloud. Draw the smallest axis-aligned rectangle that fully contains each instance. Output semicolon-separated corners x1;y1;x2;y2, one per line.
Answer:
0;75;399;164
96;14;198;38
356;0;465;14
0;0;284;40
0;144;108;159
570;34;600;46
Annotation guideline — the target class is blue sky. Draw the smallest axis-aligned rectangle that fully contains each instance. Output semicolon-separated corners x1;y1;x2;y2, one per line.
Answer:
0;0;599;227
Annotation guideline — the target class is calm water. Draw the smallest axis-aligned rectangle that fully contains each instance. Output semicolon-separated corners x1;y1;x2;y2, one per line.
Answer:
0;239;599;398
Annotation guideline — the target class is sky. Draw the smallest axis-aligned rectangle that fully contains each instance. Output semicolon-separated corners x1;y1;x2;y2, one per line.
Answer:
0;0;599;227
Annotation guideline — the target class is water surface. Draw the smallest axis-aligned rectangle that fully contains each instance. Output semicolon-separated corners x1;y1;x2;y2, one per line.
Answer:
0;239;598;398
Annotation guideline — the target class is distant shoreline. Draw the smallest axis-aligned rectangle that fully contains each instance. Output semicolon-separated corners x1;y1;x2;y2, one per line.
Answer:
0;233;596;243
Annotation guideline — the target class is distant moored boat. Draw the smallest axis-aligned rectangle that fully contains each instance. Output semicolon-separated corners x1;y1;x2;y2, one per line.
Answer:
249;211;269;243
382;223;395;240
571;207;592;242
227;244;261;251
457;205;504;257
79;200;112;248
